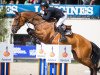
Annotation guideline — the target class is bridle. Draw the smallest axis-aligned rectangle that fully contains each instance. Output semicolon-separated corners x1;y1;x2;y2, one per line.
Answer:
12;13;46;31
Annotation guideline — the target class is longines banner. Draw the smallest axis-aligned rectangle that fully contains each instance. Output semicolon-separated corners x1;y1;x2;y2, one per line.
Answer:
0;4;100;17
0;43;13;62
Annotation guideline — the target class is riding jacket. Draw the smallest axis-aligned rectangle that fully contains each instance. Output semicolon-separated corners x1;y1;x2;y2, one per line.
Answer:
42;7;64;21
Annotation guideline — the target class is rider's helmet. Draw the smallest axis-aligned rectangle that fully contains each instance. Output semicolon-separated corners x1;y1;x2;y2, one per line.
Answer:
40;2;49;8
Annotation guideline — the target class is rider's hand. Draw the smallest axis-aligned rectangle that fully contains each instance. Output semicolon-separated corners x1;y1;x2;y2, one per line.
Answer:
37;13;43;17
40;10;44;15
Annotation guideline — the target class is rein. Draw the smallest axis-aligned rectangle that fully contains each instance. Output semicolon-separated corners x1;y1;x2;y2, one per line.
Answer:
25;14;46;28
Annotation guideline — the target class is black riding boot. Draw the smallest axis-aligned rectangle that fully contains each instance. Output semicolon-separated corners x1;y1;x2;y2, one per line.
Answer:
57;25;67;42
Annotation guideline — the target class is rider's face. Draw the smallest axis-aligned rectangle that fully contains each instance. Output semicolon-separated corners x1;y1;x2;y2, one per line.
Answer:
41;6;45;11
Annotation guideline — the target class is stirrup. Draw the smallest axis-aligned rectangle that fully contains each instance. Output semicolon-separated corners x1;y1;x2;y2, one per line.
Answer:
65;30;72;35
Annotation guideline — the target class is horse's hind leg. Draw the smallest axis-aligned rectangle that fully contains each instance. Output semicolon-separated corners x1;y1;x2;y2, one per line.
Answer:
90;67;97;75
81;58;97;75
90;68;93;75
72;50;97;75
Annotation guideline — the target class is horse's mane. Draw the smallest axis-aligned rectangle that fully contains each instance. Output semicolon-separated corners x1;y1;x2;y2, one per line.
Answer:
20;11;38;14
20;11;56;23
19;11;44;21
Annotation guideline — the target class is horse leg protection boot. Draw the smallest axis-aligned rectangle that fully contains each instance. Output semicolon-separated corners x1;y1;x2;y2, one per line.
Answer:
27;28;34;35
57;25;67;42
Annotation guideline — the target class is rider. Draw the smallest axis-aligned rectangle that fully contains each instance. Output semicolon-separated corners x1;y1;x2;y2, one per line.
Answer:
39;2;68;42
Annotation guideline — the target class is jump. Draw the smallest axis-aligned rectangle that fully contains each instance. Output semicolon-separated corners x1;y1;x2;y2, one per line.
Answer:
11;11;100;75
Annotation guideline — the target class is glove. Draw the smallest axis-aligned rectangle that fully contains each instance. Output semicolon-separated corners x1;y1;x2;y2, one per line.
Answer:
37;13;42;16
40;10;44;15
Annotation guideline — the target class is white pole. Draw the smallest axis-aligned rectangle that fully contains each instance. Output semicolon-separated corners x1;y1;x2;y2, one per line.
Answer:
4;63;6;75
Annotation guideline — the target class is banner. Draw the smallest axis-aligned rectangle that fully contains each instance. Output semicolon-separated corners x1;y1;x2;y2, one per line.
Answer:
36;44;72;63
14;45;36;58
0;4;100;17
0;43;13;62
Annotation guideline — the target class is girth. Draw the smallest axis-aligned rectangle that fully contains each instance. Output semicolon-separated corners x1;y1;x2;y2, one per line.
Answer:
49;32;59;43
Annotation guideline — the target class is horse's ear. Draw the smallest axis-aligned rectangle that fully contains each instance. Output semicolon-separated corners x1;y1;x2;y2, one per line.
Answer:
13;11;19;16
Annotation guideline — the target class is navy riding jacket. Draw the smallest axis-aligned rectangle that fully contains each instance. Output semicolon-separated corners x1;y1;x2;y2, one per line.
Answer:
42;7;64;21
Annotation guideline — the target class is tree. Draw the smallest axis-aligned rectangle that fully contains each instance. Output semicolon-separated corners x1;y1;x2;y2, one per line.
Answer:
0;5;8;42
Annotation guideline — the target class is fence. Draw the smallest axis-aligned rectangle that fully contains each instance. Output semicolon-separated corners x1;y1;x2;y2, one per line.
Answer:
0;63;10;75
39;59;68;75
0;44;71;75
0;61;68;75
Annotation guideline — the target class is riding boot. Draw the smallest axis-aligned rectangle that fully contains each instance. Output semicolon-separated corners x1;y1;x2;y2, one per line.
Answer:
57;25;67;42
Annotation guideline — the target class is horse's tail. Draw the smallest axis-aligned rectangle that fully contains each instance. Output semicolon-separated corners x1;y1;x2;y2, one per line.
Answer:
91;42;100;72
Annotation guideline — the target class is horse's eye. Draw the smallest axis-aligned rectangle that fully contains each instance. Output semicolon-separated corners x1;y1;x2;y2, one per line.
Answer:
14;18;18;20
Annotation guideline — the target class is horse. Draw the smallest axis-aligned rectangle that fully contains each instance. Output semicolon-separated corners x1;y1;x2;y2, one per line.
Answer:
11;11;100;75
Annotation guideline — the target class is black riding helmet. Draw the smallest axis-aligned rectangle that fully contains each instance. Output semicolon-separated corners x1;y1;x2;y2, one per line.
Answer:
40;2;49;8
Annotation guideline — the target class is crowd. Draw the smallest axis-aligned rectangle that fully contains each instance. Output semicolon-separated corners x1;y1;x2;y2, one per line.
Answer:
3;0;99;5
6;0;63;4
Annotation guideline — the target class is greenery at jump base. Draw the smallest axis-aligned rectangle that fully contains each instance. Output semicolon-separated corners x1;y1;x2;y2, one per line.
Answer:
0;5;8;42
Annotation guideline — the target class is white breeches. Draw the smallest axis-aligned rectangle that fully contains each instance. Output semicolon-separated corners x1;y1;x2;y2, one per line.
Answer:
56;12;67;27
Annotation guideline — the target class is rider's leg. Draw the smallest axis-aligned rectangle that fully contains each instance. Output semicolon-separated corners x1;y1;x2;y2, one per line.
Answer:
56;13;67;42
56;12;67;27
57;25;67;42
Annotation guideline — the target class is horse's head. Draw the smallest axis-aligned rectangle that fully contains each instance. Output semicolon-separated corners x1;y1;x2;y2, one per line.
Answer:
12;11;26;34
11;11;43;34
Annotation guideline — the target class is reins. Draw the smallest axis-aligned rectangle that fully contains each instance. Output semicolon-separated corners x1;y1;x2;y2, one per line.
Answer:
25;14;46;28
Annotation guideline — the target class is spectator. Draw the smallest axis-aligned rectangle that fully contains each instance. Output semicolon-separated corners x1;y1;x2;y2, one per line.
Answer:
52;0;60;4
24;0;34;4
36;0;42;4
46;0;51;4
82;0;90;5
34;0;39;4
90;0;100;5
9;0;14;4
16;0;19;4
59;0;65;4
2;0;7;4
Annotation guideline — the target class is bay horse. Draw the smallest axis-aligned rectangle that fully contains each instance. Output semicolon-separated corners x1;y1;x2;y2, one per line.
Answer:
11;11;100;75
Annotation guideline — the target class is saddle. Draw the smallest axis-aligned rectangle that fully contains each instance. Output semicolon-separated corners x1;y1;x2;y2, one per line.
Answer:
62;25;72;30
61;25;72;35
53;20;72;35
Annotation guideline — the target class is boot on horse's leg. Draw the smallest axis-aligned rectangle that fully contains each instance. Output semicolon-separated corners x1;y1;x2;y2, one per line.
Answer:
27;28;34;35
57;25;67;42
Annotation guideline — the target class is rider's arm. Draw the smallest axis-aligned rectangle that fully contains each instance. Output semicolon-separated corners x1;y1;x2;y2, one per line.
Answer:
42;11;52;20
